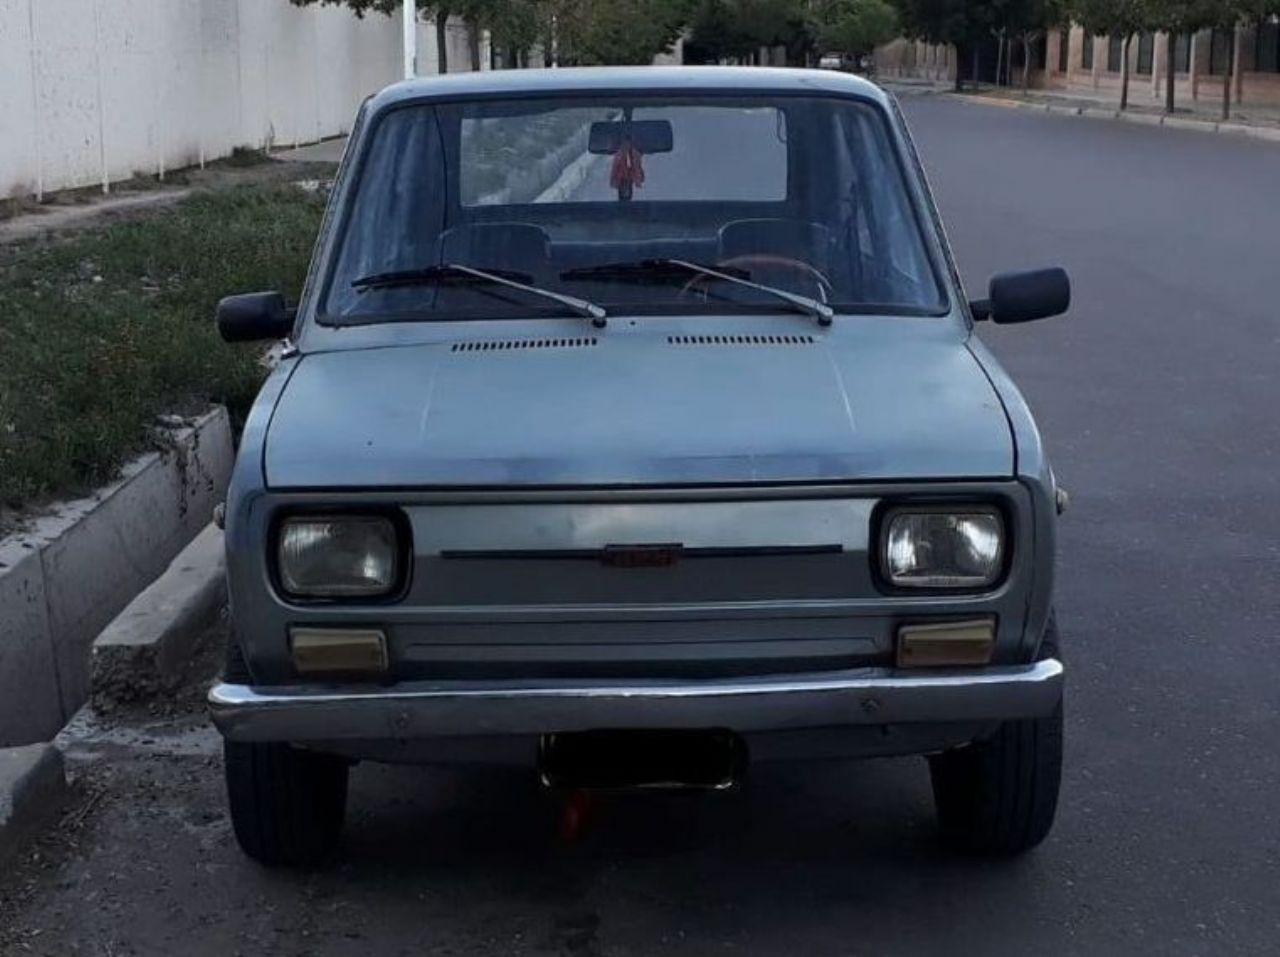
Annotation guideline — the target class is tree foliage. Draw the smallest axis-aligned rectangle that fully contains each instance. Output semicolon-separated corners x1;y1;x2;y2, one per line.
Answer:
809;0;900;57
686;0;812;64
288;0;1280;106
892;0;991;47
289;0;692;69
553;0;693;65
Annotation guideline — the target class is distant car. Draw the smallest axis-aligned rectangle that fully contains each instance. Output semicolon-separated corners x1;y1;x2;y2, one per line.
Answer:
210;66;1070;866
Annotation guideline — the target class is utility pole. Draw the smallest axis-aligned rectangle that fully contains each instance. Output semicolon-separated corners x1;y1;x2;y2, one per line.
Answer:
402;0;417;79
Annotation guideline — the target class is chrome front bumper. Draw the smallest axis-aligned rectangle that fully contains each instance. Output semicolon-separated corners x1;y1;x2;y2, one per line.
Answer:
209;659;1063;743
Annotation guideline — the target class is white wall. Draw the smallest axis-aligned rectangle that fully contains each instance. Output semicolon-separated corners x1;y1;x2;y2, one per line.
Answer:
0;0;484;200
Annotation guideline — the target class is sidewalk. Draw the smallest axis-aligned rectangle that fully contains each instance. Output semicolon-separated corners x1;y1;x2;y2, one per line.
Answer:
880;76;1280;140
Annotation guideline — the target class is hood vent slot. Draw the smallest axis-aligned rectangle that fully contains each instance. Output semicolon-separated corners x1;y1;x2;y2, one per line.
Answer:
667;334;815;346
452;337;598;353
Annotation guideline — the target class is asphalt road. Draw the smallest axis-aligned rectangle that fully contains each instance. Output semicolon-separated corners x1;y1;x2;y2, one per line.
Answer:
4;97;1279;957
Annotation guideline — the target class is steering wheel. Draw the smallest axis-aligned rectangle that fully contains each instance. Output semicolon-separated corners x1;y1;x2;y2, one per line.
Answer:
681;254;833;302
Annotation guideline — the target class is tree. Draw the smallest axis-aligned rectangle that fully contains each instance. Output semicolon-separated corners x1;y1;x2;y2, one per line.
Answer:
552;0;693;65
288;0;456;74
997;0;1065;91
893;0;1000;90
1203;2;1280;119
426;1;454;73
686;0;812;65
1070;0;1144;108
809;0;899;59
289;0;398;13
485;0;547;66
1143;0;1216;114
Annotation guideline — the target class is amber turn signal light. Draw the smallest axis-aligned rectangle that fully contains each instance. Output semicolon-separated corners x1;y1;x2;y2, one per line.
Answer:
896;619;996;668
291;627;388;675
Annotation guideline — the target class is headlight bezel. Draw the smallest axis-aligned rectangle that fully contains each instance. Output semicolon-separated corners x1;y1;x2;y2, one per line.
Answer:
874;502;1011;594
271;508;412;604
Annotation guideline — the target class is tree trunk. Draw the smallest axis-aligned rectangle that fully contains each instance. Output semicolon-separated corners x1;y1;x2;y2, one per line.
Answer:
995;33;1005;88
1165;31;1175;113
1120;34;1131;111
467;19;481;71
1223;27;1234;121
1022;36;1031;92
435;11;449;75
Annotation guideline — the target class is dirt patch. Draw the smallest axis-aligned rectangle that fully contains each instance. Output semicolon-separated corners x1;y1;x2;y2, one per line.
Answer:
0;159;335;246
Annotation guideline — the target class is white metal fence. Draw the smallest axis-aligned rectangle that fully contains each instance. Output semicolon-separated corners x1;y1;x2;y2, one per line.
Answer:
0;0;482;200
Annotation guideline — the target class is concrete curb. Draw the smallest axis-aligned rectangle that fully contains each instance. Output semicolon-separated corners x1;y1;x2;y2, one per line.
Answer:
91;525;226;707
0;409;232;746
0;744;67;862
953;93;1280;143
535;150;606;203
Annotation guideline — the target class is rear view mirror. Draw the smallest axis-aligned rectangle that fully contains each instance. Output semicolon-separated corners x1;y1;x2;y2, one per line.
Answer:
216;291;295;342
971;267;1070;324
588;120;674;155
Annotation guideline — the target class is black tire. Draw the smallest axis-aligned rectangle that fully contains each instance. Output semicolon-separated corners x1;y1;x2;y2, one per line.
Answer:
225;741;349;867
927;616;1064;856
221;627;349;866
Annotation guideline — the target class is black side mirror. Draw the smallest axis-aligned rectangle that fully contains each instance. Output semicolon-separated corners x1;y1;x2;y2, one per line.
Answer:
216;292;295;342
970;267;1070;324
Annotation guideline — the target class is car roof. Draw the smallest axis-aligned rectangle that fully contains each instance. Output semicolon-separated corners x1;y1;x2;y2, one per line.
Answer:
365;66;892;112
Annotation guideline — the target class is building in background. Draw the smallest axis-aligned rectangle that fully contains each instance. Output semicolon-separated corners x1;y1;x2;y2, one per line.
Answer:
876;18;1280;110
1044;21;1278;108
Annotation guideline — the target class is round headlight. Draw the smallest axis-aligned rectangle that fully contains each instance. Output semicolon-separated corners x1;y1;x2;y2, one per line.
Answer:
884;509;1004;589
277;515;400;598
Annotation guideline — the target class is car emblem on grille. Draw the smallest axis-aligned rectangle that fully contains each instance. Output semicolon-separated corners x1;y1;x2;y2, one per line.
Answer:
600;543;684;568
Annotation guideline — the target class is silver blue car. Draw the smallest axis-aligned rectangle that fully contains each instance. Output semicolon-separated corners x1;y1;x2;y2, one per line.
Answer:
209;66;1070;866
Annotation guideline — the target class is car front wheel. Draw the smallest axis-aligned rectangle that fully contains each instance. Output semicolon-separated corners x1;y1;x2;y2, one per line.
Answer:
224;740;349;866
927;619;1064;855
221;629;348;866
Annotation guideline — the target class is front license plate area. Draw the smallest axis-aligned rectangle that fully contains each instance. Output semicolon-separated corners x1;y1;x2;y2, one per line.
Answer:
538;729;745;790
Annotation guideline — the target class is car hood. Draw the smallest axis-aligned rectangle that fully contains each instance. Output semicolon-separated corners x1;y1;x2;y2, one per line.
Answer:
264;332;1012;488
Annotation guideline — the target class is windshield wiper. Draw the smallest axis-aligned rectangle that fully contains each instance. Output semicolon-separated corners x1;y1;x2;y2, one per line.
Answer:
561;258;833;326
352;263;608;328
663;259;833;326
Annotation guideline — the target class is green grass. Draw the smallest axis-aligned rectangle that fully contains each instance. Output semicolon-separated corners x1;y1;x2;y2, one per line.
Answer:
0;184;327;522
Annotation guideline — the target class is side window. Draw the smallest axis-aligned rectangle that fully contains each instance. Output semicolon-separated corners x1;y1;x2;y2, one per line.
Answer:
837;110;935;303
326;108;447;315
828;115;874;262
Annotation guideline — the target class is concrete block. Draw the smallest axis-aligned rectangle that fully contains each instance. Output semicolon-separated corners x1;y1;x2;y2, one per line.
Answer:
0;544;63;747
1119;112;1164;127
93;525;226;705
39;409;232;718
1081;107;1120;120
1240;125;1280;143
0;744;66;862
1161;115;1216;133
536;151;605;203
0;408;233;746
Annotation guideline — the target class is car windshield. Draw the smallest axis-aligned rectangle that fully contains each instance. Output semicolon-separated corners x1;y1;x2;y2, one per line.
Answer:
321;94;948;323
